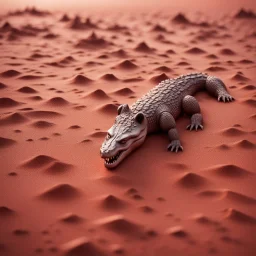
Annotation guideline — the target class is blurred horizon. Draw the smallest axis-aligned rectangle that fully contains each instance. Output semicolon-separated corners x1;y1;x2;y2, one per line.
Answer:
1;0;256;15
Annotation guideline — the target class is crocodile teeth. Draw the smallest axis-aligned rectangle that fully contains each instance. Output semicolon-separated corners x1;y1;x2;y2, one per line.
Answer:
104;150;123;165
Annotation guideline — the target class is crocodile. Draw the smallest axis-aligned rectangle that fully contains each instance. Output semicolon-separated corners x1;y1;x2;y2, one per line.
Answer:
100;73;234;169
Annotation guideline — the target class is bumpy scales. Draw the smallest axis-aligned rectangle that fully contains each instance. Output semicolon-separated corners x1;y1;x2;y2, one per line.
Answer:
100;73;234;169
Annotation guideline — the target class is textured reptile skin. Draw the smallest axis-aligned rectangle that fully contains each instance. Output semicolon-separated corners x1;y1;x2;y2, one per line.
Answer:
100;72;234;168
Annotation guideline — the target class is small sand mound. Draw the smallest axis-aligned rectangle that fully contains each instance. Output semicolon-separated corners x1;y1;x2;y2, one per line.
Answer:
62;237;105;256
196;189;224;199
233;139;256;149
88;131;107;138
176;172;208;189
0;112;29;126
115;60;138;70
68;125;81;129
134;42;154;52
0;82;7;89
113;88;134;96
172;13;191;24
60;14;70;22
177;61;189;66
224;208;256;224
154;66;172;72
69;16;97;30
231;72;250;82
191;214;216;225
59;213;84;224
206;54;218;59
39;184;81;201
0;137;16;148
234;9;256;19
46;97;70;106
206;164;252;178
61;55;76;62
96;215;142;236
241;85;256;90
17;86;38;93
18;75;43;80
149;73;169;84
123;77;144;83
99;194;128;210
185;47;206;54
31;120;55;128
0;97;21;108
111;49;128;58
219;48;236;55
166;226;188;238
223;190;256;204
239;59;254;64
44;161;73;174
151;24;167;32
1;69;21;77
0;206;15;216
25;110;63;118
29;96;43;101
100;73;119;81
71;74;93;85
139;205;155;213
86;89;110;100
21;155;56;168
13;229;30;236
205;66;227;72
97;104;118;115
221;127;246;136
242;99;256;107
75;32;110;49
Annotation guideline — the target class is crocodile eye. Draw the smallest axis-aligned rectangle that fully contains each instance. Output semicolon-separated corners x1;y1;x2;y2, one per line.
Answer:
106;133;111;140
119;138;128;144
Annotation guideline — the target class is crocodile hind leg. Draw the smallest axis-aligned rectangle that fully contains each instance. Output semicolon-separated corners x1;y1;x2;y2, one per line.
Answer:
206;76;234;102
182;95;203;131
159;111;183;152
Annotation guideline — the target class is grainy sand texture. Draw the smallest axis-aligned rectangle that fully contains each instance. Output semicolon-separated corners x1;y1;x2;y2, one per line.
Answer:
0;1;256;255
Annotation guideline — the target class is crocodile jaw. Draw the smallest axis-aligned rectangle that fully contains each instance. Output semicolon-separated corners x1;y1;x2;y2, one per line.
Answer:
102;134;146;169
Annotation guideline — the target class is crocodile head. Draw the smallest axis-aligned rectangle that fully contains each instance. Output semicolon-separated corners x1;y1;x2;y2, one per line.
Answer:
100;104;147;169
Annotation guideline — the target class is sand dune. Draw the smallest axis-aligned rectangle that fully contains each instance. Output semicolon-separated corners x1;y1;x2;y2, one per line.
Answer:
59;213;84;224
0;112;29;126
97;194;129;210
39;184;81;201
166;226;188;238
62;237;105;256
0;137;16;148
95;215;143;237
206;164;252;177
21;155;56;168
0;97;22;108
224;208;256;224
115;60;138;70
0;206;15;216
175;172;209;189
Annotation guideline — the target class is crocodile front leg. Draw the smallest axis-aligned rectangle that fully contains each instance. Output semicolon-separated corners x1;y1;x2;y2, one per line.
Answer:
159;111;183;152
206;76;235;102
182;95;203;131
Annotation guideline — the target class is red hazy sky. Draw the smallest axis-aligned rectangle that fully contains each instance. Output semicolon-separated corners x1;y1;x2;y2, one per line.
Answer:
1;0;256;14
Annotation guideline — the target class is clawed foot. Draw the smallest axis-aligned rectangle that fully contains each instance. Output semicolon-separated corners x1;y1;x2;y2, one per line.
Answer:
167;140;183;153
186;113;203;131
186;123;203;131
218;93;235;102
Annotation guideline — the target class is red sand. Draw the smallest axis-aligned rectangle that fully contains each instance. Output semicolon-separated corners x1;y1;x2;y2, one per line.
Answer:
0;4;256;256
